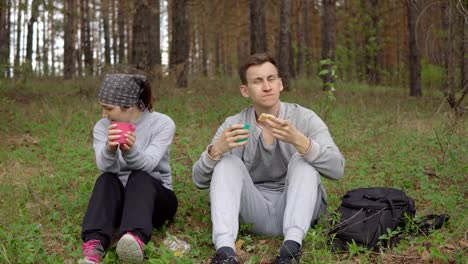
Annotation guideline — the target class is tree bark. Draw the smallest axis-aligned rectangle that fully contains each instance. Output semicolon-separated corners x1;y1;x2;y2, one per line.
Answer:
407;0;421;97
461;1;467;92
249;0;267;54
0;0;9;77
25;0;40;72
169;0;189;87
48;0;55;75
132;0;160;76
117;0;125;63
442;1;456;108
303;0;313;78
321;0;336;90
278;0;292;90
80;0;93;75
14;0;22;76
63;0;76;79
102;0;111;65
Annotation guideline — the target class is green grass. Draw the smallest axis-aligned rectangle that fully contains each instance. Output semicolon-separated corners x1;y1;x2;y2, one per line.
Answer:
0;77;466;263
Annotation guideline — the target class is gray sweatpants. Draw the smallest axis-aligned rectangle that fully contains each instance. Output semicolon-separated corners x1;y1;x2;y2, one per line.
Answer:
210;155;326;250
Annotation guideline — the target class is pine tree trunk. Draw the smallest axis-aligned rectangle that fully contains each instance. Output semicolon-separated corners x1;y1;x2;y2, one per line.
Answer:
14;0;22;76
321;0;336;90
442;1;456;108
407;0;421;97
102;0;111;65
461;1;467;92
303;0;313;78
111;0;117;64
26;0;39;72
249;0;267;54
117;0;125;63
132;0;160;76
63;0;76;79
0;0;9;77
278;0;292;90
42;3;49;76
48;0;55;75
169;0;189;87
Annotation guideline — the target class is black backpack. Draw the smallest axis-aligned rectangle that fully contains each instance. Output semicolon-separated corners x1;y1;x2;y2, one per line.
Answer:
330;187;416;251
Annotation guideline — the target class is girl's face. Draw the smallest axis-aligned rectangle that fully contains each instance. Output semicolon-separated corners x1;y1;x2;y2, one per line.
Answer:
100;102;132;122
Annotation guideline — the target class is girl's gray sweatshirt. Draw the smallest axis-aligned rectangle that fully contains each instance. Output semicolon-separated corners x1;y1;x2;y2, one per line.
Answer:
93;110;176;190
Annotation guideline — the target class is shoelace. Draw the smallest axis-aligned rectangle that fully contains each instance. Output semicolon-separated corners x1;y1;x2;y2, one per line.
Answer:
82;240;101;263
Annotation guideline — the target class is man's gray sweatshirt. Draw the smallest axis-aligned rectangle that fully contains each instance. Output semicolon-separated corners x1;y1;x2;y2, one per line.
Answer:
192;102;345;190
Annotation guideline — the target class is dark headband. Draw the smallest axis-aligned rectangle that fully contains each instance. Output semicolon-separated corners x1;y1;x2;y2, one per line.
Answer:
97;74;147;107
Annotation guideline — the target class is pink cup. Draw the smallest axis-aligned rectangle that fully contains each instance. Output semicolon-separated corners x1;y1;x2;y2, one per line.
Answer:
112;122;136;144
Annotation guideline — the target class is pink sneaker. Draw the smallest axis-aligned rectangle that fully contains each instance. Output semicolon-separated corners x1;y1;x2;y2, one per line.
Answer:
116;232;145;263
78;240;105;264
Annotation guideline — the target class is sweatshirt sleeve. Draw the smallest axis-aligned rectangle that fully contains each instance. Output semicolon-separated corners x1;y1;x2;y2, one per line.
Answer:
93;121;120;173
300;112;345;181
122;118;175;171
192;121;228;189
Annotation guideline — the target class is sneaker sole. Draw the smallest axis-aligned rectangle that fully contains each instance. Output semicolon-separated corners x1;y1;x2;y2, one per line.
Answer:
116;234;144;263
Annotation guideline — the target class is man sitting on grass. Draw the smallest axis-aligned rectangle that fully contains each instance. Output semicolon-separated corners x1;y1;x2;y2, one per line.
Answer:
192;53;345;263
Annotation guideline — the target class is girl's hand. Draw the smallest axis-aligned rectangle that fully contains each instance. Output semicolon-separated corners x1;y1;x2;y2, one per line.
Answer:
106;124;121;152
120;131;136;152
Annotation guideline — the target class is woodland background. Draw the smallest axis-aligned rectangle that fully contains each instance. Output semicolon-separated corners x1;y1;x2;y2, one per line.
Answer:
0;0;467;263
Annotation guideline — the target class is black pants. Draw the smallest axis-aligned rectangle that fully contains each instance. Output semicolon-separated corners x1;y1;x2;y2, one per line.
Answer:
81;170;178;250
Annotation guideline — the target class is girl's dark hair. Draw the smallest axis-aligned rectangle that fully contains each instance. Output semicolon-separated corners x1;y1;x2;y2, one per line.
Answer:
139;80;153;111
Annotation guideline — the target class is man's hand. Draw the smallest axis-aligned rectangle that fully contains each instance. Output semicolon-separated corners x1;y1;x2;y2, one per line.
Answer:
209;124;249;160
263;117;311;155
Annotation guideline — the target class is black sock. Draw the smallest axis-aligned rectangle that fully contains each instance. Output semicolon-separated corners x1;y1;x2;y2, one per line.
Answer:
216;246;236;257
279;240;301;257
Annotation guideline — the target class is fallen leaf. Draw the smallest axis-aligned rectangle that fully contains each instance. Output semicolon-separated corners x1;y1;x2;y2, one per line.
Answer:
258;240;267;244
444;243;456;250
459;240;468;249
421;250;430;262
235;239;244;251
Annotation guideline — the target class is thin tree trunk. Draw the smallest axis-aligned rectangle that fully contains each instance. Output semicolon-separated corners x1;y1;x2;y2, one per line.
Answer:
321;0;336;90
48;0;55;75
0;0;9;77
42;2;49;76
102;0;111;65
249;0;267;54
442;1;456;108
461;0;467;92
14;0;22;76
117;0;125;63
111;0;117;64
408;0;421;97
296;0;303;77
63;0;76;79
26;0;40;72
82;0;93;75
278;0;292;90
304;0;312;78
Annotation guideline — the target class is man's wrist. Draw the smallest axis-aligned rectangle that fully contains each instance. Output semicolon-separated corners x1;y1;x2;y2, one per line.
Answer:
295;134;311;155
208;144;223;160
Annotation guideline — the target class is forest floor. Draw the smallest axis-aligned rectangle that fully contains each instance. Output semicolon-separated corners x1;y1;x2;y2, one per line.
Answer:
0;77;466;263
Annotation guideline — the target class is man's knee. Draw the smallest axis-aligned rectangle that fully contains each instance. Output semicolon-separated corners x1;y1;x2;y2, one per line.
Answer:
213;155;246;176
287;156;320;182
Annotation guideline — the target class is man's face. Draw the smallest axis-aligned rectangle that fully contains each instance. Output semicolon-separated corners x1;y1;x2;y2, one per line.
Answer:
240;62;283;109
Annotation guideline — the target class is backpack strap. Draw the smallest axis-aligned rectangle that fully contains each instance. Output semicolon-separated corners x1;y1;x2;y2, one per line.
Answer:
416;214;450;235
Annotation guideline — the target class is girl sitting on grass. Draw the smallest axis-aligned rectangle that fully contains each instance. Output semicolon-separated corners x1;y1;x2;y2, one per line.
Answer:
79;73;178;264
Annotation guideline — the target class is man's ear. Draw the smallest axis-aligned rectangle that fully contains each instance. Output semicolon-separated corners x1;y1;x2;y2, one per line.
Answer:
240;85;249;98
279;78;284;92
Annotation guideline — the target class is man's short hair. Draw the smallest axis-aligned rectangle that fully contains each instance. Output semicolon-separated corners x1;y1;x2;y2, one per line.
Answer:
239;53;279;85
